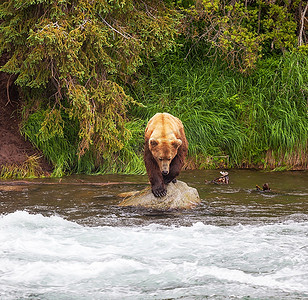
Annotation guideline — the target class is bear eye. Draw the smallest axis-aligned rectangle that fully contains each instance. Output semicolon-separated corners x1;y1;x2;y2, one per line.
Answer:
159;158;163;161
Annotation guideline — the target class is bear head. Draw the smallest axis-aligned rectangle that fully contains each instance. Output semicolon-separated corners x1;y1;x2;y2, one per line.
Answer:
149;138;182;175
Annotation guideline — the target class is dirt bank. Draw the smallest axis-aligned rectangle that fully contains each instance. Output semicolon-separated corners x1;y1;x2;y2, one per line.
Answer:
0;56;52;175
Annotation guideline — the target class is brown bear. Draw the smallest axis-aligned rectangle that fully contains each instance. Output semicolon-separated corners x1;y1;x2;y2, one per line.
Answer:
144;113;188;197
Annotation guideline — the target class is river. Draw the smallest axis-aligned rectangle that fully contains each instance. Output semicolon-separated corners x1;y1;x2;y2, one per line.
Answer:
0;170;307;299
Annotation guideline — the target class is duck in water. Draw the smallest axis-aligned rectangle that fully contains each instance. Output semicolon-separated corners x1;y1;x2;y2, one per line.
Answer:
209;171;229;184
256;183;271;192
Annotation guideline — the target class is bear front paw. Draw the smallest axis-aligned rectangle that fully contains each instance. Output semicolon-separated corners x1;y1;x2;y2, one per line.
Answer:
164;177;177;184
152;186;167;197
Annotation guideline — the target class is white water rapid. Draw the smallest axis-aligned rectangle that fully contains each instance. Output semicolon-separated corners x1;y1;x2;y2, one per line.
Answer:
1;211;307;299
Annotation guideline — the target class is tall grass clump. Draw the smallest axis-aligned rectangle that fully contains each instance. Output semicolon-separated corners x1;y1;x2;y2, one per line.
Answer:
244;52;308;168
22;110;147;176
0;155;45;179
129;51;248;168
97;119;146;174
128;48;308;169
22;110;97;176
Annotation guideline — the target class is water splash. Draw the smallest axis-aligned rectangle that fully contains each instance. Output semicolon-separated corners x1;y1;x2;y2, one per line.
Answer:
1;211;307;299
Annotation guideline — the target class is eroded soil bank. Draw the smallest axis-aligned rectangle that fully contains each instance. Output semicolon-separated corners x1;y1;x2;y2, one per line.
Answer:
0;58;51;175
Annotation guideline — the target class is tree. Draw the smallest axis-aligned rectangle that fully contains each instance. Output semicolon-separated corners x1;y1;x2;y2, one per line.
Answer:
0;0;179;161
180;0;308;72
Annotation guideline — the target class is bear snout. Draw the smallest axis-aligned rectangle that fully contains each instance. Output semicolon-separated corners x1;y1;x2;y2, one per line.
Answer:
162;170;169;175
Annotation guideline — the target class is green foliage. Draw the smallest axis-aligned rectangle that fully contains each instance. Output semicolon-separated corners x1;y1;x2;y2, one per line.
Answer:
246;52;308;163
180;0;305;72
0;0;179;169
129;49;308;169
0;0;307;175
130;52;248;167
263;2;297;51
0;155;45;179
22;109;146;175
22;109;83;176
98;119;146;174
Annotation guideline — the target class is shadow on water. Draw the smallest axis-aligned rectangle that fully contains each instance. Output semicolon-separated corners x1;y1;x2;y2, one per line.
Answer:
0;170;307;227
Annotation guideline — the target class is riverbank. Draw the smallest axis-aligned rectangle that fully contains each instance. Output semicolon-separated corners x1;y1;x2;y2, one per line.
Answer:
0;1;307;178
0;59;52;178
1;52;307;178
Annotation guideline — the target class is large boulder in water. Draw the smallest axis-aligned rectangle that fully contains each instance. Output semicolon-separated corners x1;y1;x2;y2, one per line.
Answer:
118;180;200;210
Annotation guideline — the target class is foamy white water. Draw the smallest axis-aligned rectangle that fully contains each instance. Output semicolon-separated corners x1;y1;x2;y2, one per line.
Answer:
1;211;307;299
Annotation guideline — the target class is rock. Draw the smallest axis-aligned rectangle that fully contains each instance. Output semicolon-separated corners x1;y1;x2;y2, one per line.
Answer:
0;185;28;192
117;191;140;198
118;180;200;210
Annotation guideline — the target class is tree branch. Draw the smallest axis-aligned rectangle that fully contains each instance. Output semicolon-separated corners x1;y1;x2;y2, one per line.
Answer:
98;14;135;40
298;2;308;46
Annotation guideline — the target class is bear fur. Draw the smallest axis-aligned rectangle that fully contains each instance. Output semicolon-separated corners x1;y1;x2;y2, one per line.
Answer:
144;112;188;197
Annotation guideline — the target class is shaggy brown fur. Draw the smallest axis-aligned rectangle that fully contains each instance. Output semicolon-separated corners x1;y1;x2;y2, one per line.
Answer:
144;113;188;197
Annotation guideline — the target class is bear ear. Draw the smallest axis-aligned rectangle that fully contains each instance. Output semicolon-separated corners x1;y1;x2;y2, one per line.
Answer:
171;139;182;149
149;138;159;148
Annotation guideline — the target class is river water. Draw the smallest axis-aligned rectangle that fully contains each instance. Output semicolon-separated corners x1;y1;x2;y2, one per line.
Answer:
0;170;307;299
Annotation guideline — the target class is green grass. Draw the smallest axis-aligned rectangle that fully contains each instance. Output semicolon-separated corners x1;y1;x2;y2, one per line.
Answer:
21;50;308;174
128;50;308;169
22;110;97;176
22;111;146;176
0;155;45;179
246;53;308;163
97;119;146;174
